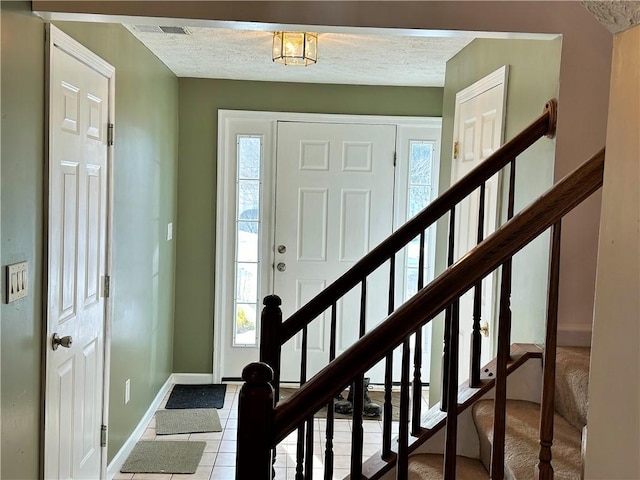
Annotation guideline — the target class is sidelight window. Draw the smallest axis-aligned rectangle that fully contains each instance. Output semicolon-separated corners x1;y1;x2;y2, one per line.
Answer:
234;135;262;346
405;140;435;299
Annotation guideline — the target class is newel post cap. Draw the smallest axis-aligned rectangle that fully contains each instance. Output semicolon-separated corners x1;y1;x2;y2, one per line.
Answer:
242;362;274;384
263;295;282;307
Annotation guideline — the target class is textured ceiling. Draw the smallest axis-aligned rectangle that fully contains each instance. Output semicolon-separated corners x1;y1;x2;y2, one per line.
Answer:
123;25;475;87
582;1;640;33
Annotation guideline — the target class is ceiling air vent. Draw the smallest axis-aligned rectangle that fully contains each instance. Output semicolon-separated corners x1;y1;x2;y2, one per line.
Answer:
133;25;191;35
159;26;190;35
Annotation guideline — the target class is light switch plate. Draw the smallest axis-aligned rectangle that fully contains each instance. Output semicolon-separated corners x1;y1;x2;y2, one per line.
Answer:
6;261;28;303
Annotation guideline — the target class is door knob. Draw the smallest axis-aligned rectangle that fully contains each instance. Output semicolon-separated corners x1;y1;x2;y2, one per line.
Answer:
479;322;490;338
276;262;286;272
277;245;287;254
52;333;73;350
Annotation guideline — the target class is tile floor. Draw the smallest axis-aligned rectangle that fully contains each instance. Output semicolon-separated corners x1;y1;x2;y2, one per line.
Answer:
113;383;429;480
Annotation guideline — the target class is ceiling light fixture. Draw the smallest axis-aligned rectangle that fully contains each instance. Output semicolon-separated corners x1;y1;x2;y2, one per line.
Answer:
272;31;318;66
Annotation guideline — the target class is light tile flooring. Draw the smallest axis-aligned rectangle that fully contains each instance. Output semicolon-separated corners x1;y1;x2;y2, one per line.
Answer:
113;383;429;480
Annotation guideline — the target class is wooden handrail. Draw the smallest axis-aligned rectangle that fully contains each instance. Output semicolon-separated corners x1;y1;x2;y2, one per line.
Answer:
272;148;604;442
279;100;556;343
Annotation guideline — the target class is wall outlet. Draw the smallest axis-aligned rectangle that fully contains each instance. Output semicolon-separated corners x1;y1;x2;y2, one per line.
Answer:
124;379;131;404
167;222;173;241
6;261;28;303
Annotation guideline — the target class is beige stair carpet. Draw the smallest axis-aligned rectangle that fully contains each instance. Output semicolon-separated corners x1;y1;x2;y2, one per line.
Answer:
555;347;590;431
473;399;582;480
408;454;489;479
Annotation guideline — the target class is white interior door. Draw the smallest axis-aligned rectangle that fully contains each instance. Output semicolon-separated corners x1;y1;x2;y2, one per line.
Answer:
451;66;507;382
275;122;396;382
45;27;112;480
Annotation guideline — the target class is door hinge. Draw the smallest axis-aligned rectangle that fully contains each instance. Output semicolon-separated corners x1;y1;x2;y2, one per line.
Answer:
102;275;111;298
100;425;107;447
107;123;114;146
453;141;460;160
393;151;397;167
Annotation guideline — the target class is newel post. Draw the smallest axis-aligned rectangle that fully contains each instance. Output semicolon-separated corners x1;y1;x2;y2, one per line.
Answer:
236;362;275;480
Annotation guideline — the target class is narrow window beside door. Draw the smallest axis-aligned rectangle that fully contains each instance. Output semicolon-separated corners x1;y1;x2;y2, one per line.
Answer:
404;140;435;299
234;136;263;346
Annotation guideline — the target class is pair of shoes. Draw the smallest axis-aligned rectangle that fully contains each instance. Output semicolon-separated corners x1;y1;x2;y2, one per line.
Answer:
333;378;382;417
334;391;352;415
363;380;383;417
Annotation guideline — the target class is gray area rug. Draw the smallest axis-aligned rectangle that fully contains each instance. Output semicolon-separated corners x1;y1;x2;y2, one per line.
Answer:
156;408;222;435
120;440;206;474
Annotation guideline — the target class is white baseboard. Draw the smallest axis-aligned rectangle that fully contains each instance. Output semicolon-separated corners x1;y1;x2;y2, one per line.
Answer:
558;324;592;347
107;373;213;480
106;376;172;479
105;373;216;479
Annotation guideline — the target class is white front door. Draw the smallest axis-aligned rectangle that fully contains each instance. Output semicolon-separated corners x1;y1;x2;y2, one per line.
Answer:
215;113;441;384
451;66;507;382
45;27;112;480
274;122;396;382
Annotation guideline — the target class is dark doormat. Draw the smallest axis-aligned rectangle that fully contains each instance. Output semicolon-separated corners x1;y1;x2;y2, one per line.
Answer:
165;384;227;409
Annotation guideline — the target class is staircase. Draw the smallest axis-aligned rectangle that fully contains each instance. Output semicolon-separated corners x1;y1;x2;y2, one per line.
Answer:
408;346;590;479
234;100;605;480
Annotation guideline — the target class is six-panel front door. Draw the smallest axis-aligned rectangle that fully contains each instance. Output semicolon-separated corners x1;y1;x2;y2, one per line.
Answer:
274;122;397;382
45;33;110;480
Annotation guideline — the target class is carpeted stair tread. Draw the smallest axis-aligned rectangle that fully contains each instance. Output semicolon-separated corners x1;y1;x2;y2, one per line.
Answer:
408;454;489;479
473;399;581;480
555;347;590;431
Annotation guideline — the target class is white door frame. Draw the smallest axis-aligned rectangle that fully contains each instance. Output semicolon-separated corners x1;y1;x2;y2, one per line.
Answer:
214;110;441;382
44;24;115;479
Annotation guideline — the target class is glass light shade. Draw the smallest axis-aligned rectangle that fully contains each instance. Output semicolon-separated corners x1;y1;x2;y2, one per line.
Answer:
272;31;318;66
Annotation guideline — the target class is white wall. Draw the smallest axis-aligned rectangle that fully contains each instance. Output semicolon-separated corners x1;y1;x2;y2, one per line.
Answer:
585;24;640;479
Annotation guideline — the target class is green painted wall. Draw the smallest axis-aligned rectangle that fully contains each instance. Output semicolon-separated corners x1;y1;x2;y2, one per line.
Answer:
429;38;561;406
0;4;179;475
54;20;179;462
1;5;46;478
174;78;443;372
